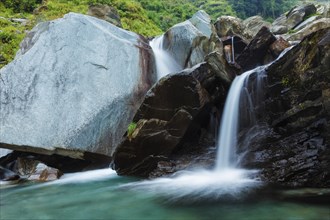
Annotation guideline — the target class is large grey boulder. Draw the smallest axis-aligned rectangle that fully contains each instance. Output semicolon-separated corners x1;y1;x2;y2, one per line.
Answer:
161;10;220;69
0;13;155;158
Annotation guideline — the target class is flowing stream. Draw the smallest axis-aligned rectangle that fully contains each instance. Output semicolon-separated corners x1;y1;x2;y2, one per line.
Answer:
1;169;328;219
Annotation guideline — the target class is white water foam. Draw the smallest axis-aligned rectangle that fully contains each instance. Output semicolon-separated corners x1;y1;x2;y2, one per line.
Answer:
52;168;118;185
121;169;260;201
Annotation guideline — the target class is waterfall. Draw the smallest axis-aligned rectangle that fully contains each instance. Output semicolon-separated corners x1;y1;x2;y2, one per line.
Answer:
231;36;235;63
123;44;293;202
149;36;182;79
215;46;293;170
215;66;266;170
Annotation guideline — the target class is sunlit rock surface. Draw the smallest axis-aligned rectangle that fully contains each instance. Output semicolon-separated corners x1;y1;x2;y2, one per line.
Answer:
286;18;330;41
242;16;271;39
0;13;155;158
160;10;219;69
271;4;317;34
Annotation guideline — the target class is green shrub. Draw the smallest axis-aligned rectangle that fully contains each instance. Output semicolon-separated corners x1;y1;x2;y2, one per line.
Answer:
127;122;137;139
2;0;42;13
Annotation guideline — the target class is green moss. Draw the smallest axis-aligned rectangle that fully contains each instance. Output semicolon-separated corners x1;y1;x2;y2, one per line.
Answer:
281;76;290;86
127;122;137;139
303;13;321;21
288;29;297;34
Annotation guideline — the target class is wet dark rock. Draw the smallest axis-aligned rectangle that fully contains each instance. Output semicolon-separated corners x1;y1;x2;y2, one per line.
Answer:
240;28;330;187
236;26;277;72
0;166;20;181
276;188;330;204
221;36;248;64
0;151;111;174
113;61;231;177
269;37;291;57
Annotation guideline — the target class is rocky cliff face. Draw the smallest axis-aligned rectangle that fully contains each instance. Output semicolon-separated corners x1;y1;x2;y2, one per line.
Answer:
0;13;155;159
240;27;330;187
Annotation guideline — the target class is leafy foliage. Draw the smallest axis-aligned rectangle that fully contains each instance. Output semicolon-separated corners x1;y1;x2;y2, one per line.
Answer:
2;0;42;13
227;0;299;20
135;0;236;31
127;122;137;139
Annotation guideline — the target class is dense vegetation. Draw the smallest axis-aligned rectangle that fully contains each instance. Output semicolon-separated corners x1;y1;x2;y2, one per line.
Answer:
0;0;162;68
135;0;236;30
228;0;299;19
0;0;313;67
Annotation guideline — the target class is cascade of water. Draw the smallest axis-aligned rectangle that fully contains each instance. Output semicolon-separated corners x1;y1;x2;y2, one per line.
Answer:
231;36;235;63
215;66;267;170
215;46;293;170
149;36;182;80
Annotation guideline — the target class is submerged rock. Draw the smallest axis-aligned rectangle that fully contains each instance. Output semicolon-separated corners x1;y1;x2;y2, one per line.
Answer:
0;166;20;182
27;162;63;182
1;156;63;182
0;13;155;158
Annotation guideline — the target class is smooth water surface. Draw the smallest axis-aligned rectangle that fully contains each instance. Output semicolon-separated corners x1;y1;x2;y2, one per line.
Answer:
0;169;329;220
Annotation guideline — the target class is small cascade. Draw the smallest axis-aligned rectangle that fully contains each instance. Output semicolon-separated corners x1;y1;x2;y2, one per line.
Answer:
215;66;267;170
231;36;235;63
215;46;293;170
123;45;293;202
149;36;182;80
223;36;236;64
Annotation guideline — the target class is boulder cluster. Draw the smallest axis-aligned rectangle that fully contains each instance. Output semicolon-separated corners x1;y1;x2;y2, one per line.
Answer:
1;3;329;187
